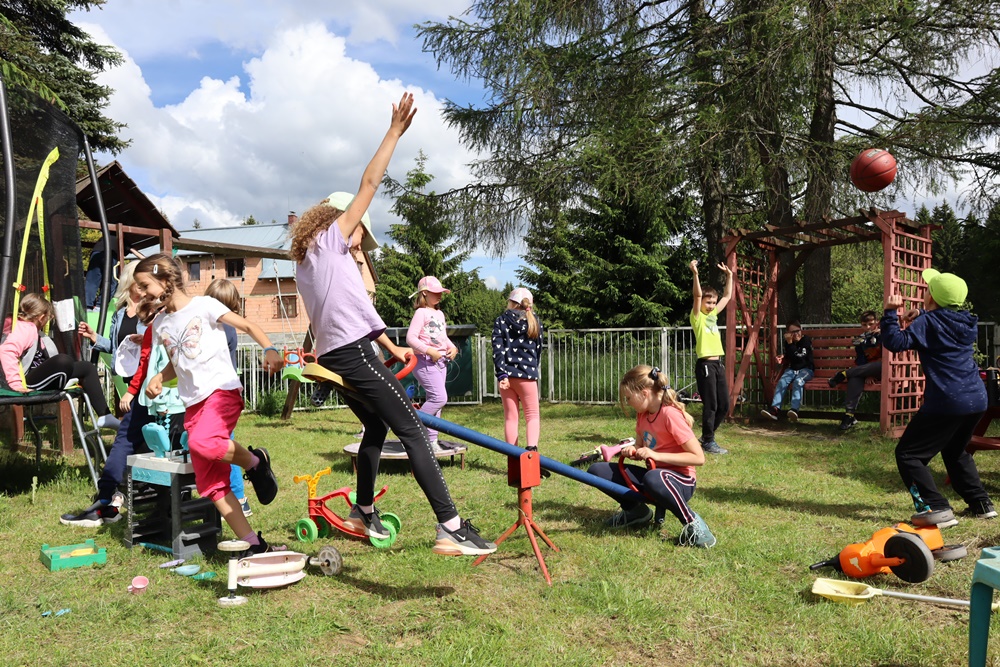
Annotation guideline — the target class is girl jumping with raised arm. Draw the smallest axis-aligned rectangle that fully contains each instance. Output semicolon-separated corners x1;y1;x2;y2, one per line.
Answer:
290;92;495;556
134;254;283;556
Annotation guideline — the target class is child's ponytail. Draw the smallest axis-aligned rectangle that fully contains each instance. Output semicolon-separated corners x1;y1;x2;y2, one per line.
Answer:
520;299;540;339
618;364;694;427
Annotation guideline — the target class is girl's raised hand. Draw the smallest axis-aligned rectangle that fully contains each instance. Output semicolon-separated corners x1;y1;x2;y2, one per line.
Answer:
718;262;732;275
390;92;417;137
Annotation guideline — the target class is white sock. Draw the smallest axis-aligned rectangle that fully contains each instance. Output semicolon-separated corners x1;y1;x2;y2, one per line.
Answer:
96;414;120;429
442;516;461;532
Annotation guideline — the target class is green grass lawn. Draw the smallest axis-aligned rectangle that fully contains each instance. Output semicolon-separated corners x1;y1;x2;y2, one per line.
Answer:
3;402;1000;666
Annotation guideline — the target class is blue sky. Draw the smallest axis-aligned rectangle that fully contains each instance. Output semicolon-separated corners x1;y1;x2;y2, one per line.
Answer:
69;0;523;290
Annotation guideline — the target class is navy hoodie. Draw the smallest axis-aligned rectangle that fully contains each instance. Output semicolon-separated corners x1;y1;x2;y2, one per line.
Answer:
492;308;543;381
880;307;986;415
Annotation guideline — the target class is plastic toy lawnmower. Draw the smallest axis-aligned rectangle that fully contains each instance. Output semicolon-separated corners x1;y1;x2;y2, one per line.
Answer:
292;467;401;548
809;523;967;583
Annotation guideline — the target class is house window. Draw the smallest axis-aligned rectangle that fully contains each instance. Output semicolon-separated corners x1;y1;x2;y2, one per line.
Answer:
225;258;245;278
274;295;297;319
187;261;201;282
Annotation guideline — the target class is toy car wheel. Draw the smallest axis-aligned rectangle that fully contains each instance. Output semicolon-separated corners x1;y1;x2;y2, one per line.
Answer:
315;545;342;576
933;544;968;562
380;512;402;535
885;532;935;583
369;521;398;549
314;516;331;539
295;518;319;543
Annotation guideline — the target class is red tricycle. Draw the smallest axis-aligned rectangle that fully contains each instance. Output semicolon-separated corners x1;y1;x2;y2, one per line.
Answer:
292;467;401;548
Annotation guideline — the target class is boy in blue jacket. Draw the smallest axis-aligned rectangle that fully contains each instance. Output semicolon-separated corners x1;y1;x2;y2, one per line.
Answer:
882;268;994;528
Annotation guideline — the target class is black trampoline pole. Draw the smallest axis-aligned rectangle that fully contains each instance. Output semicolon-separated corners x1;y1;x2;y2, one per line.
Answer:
83;135;112;349
0;71;17;325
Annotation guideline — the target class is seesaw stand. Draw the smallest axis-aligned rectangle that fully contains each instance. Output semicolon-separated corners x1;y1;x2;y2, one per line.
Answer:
473;449;559;585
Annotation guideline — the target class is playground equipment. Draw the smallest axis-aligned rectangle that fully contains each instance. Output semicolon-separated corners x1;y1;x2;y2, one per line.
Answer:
569;438;636;468
302;353;417;395
812;577;990;610
809;523;965;583
419;413;647;584
217;539;341;607
293;467;401;548
280;347;317;384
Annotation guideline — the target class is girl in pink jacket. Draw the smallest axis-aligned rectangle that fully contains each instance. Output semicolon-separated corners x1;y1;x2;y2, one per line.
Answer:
0;293;118;429
406;276;458;451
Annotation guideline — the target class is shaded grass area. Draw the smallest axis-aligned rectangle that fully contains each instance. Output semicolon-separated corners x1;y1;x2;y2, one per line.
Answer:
2;401;1000;665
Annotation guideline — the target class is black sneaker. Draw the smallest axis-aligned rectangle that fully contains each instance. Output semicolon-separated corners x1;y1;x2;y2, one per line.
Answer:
244;447;278;505
236;532;270;560
701;440;729;455
839;414;858;431
828;371;847;387
968;500;998;519
310;383;332;407
604;504;653;528
760;407;778;421
433;519;497;556
60;502;121;527
343;504;390;539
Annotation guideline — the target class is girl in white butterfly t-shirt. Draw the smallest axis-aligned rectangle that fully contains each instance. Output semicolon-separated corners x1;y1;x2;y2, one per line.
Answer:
134;253;283;556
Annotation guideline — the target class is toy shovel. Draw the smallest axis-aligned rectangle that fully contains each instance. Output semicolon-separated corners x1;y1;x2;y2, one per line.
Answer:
812;577;999;611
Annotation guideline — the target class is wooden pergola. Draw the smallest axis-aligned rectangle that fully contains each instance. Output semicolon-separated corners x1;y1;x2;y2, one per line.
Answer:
721;208;934;436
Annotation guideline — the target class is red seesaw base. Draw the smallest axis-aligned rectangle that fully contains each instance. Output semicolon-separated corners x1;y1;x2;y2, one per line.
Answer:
472;450;559;585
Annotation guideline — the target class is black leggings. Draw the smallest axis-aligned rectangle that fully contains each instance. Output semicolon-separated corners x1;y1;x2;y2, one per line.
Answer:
695;358;728;442
25;354;111;416
319;338;458;524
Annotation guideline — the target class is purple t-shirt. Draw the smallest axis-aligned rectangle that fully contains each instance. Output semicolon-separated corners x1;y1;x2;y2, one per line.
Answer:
296;222;385;357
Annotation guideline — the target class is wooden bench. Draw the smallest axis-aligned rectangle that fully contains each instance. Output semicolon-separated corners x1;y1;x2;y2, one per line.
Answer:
799;326;882;393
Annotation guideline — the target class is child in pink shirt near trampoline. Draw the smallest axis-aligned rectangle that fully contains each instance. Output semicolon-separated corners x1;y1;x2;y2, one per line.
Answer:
406;276;459;451
492;288;544;457
133;254;283;557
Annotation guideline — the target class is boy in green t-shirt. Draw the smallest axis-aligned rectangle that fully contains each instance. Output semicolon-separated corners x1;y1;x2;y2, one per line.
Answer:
689;260;733;455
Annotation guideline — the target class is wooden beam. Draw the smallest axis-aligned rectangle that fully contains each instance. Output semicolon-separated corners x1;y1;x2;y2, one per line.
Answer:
172;237;291;260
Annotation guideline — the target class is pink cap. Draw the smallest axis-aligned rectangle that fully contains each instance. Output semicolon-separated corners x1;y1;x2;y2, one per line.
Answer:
508;287;533;305
410;276;450;299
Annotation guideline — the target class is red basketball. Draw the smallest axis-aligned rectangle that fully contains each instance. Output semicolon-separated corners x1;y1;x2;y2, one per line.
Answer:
850;148;897;192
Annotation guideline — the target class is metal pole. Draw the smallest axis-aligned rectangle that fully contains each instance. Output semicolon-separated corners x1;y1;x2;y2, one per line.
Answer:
82;136;112;349
0;71;18;325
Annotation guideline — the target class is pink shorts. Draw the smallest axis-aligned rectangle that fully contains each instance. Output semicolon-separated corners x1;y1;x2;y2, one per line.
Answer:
184;388;243;501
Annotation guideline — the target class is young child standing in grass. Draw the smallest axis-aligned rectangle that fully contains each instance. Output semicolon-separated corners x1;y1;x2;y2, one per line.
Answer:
689;260;733;454
588;364;715;547
492;287;544;456
760;321;814;422
0;293;118;430
883;268;995;528
204;277;253;518
406;275;458;452
289;92;495;556
135;254;282;555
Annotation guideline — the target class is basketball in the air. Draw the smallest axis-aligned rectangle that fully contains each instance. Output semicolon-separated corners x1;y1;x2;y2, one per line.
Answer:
850;148;897;192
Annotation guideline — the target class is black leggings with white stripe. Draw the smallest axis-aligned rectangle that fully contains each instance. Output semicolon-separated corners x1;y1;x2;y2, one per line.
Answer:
25;354;111;416
318;338;458;524
588;461;697;527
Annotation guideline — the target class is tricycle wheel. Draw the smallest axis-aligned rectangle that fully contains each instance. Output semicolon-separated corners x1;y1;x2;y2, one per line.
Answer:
369;521;398;549
933;544;968;562
295;518;319;543
885;532;935;583
380;512;402;535
315;545;342;576
314;515;331;538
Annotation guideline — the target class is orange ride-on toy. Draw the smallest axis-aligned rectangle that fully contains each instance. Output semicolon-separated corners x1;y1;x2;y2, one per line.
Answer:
809;523;967;583
292;467;401;548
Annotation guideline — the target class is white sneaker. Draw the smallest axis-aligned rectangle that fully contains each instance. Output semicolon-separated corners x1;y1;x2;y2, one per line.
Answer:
429;439;446;453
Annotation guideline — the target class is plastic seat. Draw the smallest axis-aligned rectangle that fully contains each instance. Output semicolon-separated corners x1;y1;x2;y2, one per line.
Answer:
969;546;1000;666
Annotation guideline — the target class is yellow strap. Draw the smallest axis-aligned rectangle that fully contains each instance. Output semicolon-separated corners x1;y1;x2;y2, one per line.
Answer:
11;146;59;388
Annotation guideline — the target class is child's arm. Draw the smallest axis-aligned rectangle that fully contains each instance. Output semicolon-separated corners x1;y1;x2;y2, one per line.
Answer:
630;435;705;468
374;332;409;365
491;317;510;382
0;326;29;392
337;93;417;245
218;311;282;373
405;310;435;359
880;294;927;353
715;262;734;312
689;260;703;321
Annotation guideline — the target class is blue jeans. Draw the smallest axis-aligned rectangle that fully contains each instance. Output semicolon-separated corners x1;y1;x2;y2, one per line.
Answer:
97;403;151;502
85;249;118;309
771;368;814;411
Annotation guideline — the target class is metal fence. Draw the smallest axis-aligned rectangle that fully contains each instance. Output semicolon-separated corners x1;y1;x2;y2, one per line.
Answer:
102;322;999;412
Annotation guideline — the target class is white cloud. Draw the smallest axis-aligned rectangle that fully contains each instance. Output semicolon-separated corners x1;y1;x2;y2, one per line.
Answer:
82;20;478;246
